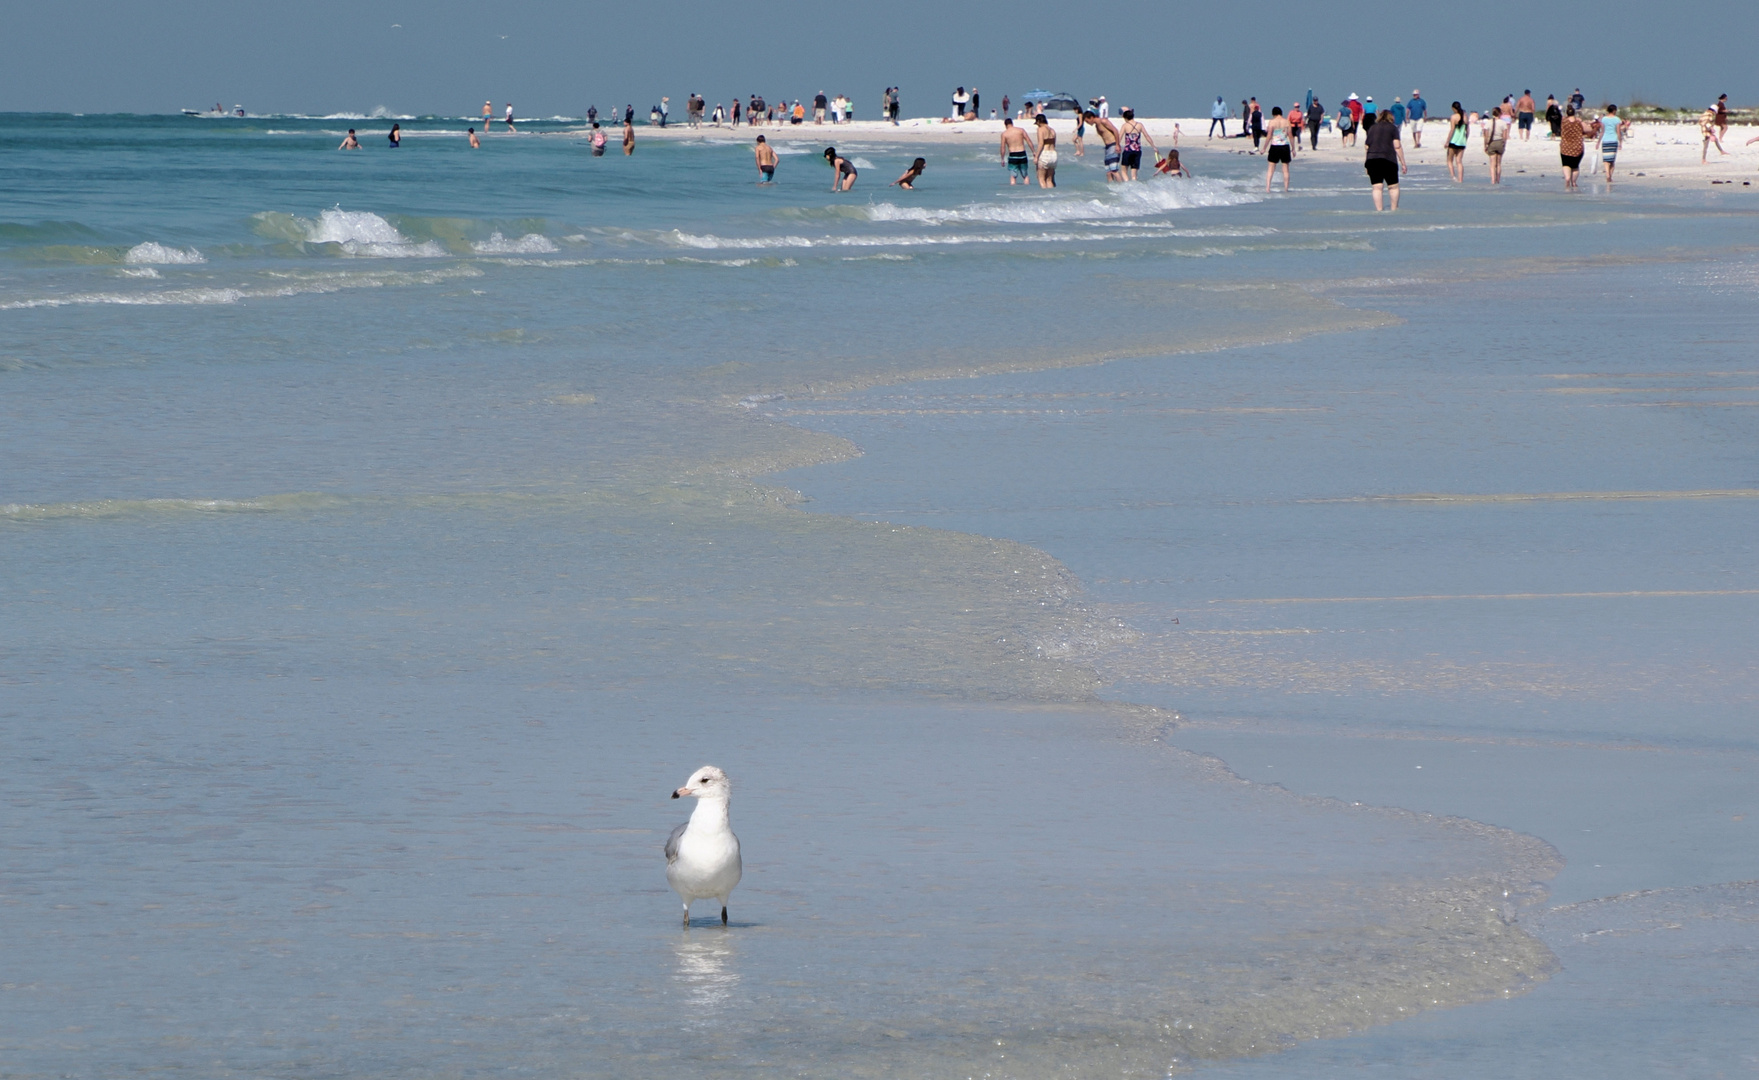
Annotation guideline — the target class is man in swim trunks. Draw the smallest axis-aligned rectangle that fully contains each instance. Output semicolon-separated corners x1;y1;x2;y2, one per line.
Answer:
999;118;1036;185
1085;111;1123;182
1116;108;1155;180
338;129;359;149
1517;90;1536;140
754;134;777;183
483;100;493;130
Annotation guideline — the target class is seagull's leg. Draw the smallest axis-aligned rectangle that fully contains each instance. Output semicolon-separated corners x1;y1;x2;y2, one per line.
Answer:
681;900;691;929
721;905;729;926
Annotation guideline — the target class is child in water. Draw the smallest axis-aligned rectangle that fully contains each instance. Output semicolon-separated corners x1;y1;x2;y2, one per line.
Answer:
890;158;926;189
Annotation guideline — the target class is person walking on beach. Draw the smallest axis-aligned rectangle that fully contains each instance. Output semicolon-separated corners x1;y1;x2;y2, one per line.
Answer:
1118;108;1154;180
1264;107;1292;192
1594;104;1628;185
1482;107;1509;184
824;147;858;191
468;127;481;148
1559;105;1586;190
1337;102;1356;148
660;97;670;127
1407;90;1427;146
504;104;516;133
1517;90;1536;140
1000;118;1036;185
1305;97;1324;150
623;118;635;155
754;135;778;183
1288;101;1304;153
1086;110;1122;182
339;129;360;149
1365;107;1405;210
969;89;980;120
1210;96;1229;138
950;87;969;121
890;158;926;188
1034;115;1058;187
1446;102;1470;182
1247;98;1264;150
1545;95;1562;138
1701;107;1728;162
814;91;827;124
1715;94;1729;142
483;100;493;130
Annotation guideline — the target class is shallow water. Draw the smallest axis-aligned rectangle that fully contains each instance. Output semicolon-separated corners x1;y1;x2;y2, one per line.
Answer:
2;113;1755;1075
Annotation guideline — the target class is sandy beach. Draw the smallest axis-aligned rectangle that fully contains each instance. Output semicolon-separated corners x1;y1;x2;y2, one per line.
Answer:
611;115;1759;190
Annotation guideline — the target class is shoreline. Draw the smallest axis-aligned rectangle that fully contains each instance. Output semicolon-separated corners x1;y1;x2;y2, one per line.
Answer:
582;116;1759;192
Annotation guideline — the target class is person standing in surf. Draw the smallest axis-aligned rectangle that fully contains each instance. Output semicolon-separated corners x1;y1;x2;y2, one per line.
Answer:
1033;115;1058;187
1263;107;1292;192
1085;110;1122;182
1117;108;1155;180
755;135;778;183
504;104;516;133
623;118;635;155
339;129;360;149
999;118;1036;185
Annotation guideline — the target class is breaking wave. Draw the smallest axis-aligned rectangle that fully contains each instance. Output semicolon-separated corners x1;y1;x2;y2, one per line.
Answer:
471;232;559;255
865;177;1258;226
124;242;206;265
251;209;447;257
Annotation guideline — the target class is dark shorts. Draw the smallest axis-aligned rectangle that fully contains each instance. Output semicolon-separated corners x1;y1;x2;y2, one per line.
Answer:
761;166;775;180
1266;145;1291;164
1365;157;1399;185
1120;149;1142;169
1560;153;1582;169
1519;112;1534;129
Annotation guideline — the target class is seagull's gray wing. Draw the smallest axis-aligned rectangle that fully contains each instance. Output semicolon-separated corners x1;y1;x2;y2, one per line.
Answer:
664;822;688;865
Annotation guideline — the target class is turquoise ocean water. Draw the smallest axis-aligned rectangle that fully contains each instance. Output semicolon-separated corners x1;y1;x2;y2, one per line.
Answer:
2;113;1756;1077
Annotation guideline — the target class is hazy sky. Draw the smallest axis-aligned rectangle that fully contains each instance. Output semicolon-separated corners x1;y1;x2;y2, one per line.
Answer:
9;0;1756;117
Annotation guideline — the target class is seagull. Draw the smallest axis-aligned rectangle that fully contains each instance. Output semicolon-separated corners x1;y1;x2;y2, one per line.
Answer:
665;765;742;928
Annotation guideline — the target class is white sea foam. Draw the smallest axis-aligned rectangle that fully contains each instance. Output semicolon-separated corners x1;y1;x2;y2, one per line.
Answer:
669;229;1109;250
303;210;446;258
0;266;480;311
471;232;559;255
117;267;162;278
866;178;1258;226
124;242;206;265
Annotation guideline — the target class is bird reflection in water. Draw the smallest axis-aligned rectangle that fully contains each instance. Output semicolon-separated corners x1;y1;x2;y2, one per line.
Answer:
672;933;740;1017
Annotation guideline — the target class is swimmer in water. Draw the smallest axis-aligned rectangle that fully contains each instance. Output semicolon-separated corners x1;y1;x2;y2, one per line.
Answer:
468;127;480;148
890;157;926;189
824;147;858;191
387;123;400;147
339;129;360;149
754;135;778;183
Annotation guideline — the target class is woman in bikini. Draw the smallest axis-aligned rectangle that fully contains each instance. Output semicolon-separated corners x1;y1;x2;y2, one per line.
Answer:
824;147;858;191
890;158;926;189
1034;115;1058;188
1263;107;1292;192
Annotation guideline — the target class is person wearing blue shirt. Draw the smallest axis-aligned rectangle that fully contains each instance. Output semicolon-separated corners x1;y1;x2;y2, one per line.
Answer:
1406;90;1428;146
1390;97;1407;128
1209;97;1228;138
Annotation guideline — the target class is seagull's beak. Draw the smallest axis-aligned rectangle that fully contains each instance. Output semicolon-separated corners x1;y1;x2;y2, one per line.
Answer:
673;786;692;799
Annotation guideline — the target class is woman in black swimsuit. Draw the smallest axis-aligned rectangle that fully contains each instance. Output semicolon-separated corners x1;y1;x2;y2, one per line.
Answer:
387;123;401;147
824;147;858;191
